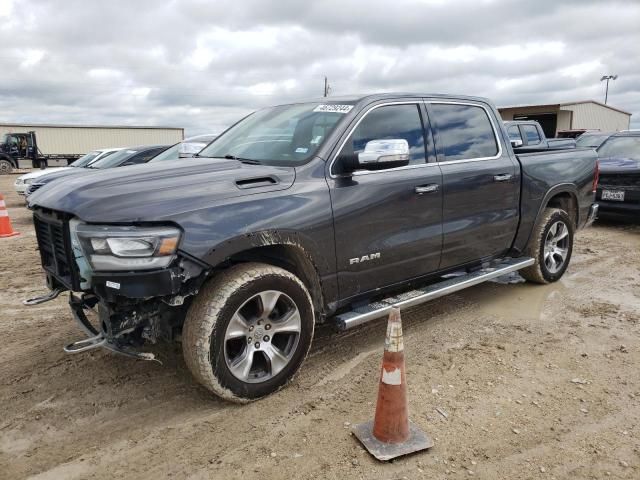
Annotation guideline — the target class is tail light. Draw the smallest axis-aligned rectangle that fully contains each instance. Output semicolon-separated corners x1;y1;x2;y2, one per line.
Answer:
592;160;599;193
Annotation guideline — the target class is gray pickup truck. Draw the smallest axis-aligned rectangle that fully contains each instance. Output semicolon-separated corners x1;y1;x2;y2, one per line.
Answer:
27;93;598;402
504;120;576;151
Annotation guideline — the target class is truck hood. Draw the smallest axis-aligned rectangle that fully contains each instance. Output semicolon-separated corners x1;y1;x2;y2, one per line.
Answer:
599;156;640;174
29;158;296;222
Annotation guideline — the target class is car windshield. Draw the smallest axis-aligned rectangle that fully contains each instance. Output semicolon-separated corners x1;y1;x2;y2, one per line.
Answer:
597;136;640;160
198;102;353;165
89;149;137;169
69;150;107;167
149;143;181;162
149;135;215;163
576;134;611;148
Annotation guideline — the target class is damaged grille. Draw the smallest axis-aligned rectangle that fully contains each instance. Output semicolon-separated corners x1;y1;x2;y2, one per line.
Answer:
33;208;80;290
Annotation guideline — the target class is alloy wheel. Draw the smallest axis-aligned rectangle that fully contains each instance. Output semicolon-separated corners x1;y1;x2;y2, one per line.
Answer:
223;290;301;383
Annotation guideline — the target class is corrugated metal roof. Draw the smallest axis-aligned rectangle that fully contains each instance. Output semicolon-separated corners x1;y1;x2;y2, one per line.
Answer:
560;100;631;116
498;99;631;116
498;103;560;110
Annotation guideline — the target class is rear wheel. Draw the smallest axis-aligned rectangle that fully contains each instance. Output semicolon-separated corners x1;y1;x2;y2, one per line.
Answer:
182;262;314;403
520;208;574;284
0;159;13;174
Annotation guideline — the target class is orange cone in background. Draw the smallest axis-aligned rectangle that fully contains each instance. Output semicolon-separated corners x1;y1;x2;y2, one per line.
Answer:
0;193;20;238
352;307;433;461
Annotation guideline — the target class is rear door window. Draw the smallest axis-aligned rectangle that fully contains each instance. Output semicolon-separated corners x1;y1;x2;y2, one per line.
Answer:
522;125;541;145
431;103;498;161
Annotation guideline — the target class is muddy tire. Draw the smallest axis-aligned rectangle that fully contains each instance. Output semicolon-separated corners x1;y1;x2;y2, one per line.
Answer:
0;159;13;174
182;262;314;403
520;208;574;284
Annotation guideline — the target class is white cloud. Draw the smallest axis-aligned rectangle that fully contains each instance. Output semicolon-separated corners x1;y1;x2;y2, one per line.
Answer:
19;48;44;68
560;60;603;78
0;0;13;17
0;0;638;132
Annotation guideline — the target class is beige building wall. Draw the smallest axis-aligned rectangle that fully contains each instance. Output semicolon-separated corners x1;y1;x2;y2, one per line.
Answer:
556;110;572;131
560;102;630;132
499;101;631;135
0;124;184;155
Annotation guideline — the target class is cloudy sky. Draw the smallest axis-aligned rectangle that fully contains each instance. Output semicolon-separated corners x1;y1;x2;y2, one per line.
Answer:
1;0;638;135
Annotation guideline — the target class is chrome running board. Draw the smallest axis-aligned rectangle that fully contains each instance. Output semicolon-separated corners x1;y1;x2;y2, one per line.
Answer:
335;257;534;330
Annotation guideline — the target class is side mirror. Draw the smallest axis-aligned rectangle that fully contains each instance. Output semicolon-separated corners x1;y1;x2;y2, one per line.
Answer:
510;139;523;148
122;161;135;166
357;139;410;169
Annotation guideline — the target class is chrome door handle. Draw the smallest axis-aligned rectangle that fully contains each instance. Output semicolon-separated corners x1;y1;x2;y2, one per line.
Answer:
493;173;513;182
415;184;439;194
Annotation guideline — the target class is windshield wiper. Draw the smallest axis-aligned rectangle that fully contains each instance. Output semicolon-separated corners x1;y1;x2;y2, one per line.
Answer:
223;154;261;165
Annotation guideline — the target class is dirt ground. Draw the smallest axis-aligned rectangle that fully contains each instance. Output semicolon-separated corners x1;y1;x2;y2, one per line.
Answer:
1;174;639;480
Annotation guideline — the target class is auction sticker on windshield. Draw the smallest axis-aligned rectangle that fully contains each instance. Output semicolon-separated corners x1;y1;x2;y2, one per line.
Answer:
601;190;625;201
313;104;354;114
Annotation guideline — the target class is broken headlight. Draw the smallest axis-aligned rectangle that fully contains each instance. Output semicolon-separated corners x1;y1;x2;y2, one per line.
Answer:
72;222;181;271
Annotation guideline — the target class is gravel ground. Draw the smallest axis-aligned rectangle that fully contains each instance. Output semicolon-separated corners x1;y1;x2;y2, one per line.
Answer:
1;174;639;479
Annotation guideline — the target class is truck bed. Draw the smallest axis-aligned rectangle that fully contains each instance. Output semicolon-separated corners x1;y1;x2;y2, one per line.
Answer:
513;147;598;251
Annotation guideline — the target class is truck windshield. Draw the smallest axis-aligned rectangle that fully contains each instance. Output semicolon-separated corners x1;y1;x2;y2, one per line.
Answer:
597;136;640;160
576;134;611;148
198;102;354;166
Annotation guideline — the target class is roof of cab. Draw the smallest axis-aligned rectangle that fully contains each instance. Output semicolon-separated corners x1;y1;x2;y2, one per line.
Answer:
288;92;494;106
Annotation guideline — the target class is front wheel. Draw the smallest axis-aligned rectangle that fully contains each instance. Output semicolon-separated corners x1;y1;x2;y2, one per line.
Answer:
520;208;574;284
182;262;314;403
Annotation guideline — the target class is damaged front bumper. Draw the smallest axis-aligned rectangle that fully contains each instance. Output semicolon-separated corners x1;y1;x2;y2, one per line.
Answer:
66;292;160;361
27;208;210;360
25;256;208;361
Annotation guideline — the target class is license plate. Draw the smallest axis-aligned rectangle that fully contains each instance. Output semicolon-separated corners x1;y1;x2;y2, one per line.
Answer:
601;190;625;201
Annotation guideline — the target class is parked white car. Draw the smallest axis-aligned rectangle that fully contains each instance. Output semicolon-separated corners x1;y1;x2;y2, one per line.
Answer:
13;147;123;195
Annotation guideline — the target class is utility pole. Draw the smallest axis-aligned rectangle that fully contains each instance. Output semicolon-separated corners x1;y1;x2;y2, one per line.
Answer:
323;76;330;97
600;75;618;104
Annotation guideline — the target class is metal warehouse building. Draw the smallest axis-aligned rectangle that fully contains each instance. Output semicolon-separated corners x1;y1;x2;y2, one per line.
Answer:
498;100;631;138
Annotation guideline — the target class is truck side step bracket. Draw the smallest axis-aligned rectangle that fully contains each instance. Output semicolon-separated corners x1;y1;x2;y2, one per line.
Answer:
23;288;64;306
335;257;535;330
64;332;161;362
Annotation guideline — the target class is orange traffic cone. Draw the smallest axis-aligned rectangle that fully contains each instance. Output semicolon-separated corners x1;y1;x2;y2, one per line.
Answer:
0;193;20;238
352;307;433;461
